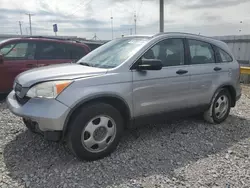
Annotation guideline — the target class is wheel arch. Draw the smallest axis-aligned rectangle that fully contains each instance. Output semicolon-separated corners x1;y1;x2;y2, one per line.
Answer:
62;94;132;139
212;84;236;107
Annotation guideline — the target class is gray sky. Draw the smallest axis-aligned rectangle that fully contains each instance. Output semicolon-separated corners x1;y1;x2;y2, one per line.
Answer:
0;0;249;39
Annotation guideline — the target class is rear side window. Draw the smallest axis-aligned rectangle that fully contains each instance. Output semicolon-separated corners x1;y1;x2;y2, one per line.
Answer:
67;45;86;60
37;42;68;60
188;39;215;64
218;48;233;62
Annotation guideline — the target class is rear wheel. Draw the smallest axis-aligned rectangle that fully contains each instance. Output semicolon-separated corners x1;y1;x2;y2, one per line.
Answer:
203;88;231;124
67;103;124;161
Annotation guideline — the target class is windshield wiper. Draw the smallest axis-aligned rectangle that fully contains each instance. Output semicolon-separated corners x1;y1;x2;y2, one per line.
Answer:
79;62;91;67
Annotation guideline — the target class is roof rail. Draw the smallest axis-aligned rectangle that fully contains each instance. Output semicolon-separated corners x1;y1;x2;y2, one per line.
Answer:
23;36;82;43
153;32;213;39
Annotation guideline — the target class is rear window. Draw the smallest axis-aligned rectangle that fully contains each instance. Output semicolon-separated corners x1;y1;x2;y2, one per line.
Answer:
37;42;68;59
67;45;86;60
86;43;103;51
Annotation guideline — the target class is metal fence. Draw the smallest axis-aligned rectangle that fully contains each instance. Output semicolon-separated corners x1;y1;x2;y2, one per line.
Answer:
240;66;250;83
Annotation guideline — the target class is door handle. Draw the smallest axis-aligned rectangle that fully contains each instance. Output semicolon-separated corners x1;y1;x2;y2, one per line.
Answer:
26;64;36;68
37;64;46;67
214;67;222;71
176;69;188;75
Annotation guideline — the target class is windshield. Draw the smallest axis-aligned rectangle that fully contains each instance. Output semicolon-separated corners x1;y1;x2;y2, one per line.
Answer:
77;37;149;68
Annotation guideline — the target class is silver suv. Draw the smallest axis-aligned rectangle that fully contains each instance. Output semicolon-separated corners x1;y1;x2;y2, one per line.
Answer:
7;32;241;161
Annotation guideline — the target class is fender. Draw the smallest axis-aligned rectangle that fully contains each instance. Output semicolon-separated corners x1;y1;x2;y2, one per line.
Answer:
61;93;132;140
209;83;236;106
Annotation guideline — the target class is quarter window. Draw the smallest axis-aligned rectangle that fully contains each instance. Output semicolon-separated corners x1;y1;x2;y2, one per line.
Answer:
218;48;233;62
142;38;185;67
188;40;215;64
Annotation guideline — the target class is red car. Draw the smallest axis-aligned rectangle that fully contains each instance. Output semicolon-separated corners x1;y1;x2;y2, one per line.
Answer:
0;37;91;93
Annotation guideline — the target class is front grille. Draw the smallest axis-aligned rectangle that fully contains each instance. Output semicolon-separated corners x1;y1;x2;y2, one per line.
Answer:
14;83;22;93
14;82;30;105
15;94;30;105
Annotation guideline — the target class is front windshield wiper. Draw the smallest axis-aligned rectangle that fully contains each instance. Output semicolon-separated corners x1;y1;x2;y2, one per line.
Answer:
79;62;92;67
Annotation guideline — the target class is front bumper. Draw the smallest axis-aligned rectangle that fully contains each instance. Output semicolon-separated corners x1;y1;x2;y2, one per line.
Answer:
236;93;241;101
7;91;70;131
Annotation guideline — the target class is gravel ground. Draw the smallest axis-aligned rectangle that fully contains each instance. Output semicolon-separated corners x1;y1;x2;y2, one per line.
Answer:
0;87;250;188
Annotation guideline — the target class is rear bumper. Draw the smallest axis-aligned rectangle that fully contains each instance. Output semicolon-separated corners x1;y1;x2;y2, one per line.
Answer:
7;91;70;132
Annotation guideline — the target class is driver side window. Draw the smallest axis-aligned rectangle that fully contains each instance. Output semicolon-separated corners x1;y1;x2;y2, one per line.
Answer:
142;38;185;67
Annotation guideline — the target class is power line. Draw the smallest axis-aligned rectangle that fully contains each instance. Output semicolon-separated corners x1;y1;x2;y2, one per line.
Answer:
64;0;94;18
137;0;144;20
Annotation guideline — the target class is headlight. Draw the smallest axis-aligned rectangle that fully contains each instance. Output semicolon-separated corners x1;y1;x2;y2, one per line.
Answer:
26;80;72;98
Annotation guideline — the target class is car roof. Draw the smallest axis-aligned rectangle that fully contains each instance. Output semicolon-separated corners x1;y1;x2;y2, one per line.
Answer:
154;32;229;50
0;37;89;48
123;32;231;55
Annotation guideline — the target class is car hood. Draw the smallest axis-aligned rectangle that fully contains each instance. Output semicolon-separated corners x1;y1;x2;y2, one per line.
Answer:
15;63;108;87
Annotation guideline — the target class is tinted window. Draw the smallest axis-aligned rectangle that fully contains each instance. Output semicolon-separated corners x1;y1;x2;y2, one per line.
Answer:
188;40;215;64
67;45;86;60
142;38;184;67
37;42;68;59
218;48;233;62
0;42;36;60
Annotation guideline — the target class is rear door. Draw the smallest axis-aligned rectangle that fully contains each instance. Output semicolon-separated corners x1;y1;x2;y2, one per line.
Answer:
36;41;71;67
186;39;219;107
0;40;37;92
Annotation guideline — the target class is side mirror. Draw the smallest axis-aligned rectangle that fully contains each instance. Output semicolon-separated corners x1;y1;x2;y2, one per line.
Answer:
0;54;4;64
137;59;163;71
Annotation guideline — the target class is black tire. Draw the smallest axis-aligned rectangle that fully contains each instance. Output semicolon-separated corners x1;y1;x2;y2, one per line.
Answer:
66;103;124;161
203;88;231;124
22;118;37;133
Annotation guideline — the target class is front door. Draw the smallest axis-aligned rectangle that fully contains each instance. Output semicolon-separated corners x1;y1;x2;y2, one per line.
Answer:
0;41;37;92
132;38;191;119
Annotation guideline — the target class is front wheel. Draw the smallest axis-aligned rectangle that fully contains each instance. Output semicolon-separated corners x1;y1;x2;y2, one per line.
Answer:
67;103;124;161
203;88;231;124
23;118;37;133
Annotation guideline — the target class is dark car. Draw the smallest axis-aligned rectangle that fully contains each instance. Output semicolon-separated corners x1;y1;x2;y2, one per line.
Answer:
0;37;91;93
78;39;108;51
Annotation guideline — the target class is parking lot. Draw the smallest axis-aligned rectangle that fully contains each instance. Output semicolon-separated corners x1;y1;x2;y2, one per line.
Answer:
0;86;249;188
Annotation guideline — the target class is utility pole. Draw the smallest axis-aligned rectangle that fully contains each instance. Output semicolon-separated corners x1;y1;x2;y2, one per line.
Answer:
26;13;35;35
19;21;23;35
110;13;114;39
93;33;97;40
134;13;137;34
159;0;164;32
130;28;132;35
